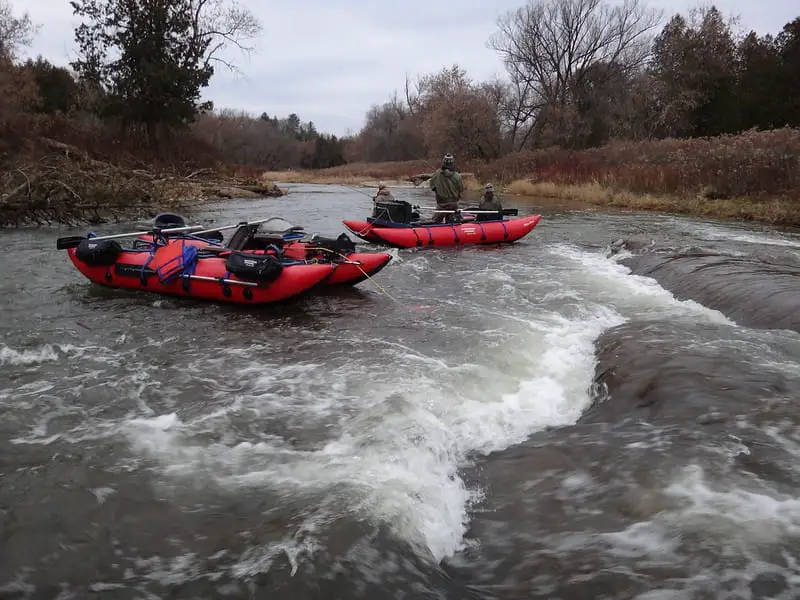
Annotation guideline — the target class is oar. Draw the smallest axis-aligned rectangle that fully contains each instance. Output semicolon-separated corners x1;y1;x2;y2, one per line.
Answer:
179;274;258;287
190;216;301;237
56;217;302;250
56;225;206;250
412;206;519;216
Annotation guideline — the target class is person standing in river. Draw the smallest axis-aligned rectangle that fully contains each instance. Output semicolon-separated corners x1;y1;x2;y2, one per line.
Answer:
408;153;464;222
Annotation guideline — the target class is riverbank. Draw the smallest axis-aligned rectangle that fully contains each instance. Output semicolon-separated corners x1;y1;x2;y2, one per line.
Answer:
263;172;797;226
0;137;287;228
262;127;800;227
503;180;797;225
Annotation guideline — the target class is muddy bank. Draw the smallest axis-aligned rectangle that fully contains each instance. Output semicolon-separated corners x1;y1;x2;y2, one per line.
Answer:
0;138;287;228
610;239;800;333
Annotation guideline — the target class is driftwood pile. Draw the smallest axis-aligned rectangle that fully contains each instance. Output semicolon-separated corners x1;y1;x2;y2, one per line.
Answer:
0;138;287;228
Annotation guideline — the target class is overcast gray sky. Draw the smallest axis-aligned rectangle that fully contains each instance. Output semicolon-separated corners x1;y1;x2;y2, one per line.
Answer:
18;0;799;136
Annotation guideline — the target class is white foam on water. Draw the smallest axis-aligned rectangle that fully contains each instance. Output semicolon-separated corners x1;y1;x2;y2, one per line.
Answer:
663;464;800;541
395;253;430;274
0;343;59;365
384;247;404;264
690;223;800;248
0;380;55;404
120;242;747;574
0;341;141;370
633;591;691;600
2;338;190;447
124;296;625;564
595;463;800;598
600;521;682;559
554;243;736;325
124;306;621;563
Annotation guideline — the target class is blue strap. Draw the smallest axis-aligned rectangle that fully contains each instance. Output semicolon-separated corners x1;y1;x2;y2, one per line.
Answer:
450;224;460;243
183;233;224;246
140;238;159;284
265;244;283;259
184;247;199;277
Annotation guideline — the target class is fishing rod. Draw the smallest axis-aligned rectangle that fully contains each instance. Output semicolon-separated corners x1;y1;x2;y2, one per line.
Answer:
340;183;377;199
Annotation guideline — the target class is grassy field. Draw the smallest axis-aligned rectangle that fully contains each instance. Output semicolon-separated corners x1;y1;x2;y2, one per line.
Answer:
262;128;800;226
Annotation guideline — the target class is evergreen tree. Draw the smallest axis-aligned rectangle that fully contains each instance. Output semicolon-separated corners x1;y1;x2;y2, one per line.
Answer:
70;0;260;140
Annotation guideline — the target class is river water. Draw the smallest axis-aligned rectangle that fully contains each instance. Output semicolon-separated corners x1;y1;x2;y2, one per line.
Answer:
2;184;800;599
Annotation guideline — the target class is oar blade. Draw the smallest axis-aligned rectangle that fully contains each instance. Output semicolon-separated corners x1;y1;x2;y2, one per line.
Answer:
56;236;87;250
411;205;519;216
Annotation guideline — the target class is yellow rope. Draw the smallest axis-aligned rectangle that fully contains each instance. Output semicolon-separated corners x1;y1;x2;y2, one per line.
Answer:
304;245;408;309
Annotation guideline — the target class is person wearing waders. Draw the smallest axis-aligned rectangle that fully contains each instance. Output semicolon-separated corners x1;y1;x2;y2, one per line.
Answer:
409;153;464;223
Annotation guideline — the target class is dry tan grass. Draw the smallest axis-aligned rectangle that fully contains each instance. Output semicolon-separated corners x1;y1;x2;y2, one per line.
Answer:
262;168;484;192
261;170;364;185
504;179;798;224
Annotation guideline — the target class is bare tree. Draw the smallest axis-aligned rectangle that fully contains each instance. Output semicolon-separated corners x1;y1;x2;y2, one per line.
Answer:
404;72;428;116
417;66;503;160
188;0;262;74
191;110;301;168
484;73;541;151
0;0;37;60
488;0;662;146
354;97;425;162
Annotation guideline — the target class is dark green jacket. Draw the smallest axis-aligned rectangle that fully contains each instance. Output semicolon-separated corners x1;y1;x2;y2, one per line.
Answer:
478;193;502;211
427;168;464;204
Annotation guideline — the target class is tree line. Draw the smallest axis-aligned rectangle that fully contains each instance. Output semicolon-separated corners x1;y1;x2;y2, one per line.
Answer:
348;1;800;164
1;0;798;172
0;0;345;170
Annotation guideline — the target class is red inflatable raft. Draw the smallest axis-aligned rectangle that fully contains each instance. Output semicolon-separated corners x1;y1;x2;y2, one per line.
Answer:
343;215;543;248
62;235;335;305
136;218;392;286
287;243;390;285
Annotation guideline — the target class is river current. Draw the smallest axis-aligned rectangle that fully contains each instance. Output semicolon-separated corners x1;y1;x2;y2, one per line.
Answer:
1;184;799;599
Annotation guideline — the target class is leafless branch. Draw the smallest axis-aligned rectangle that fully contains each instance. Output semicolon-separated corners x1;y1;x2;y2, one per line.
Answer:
189;0;262;75
489;0;663;145
0;0;38;60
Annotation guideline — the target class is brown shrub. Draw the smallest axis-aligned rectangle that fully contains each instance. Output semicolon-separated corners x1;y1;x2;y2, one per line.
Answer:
306;128;800;200
316;160;438;179
0;57;40;154
476;128;800;198
39;115;222;171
